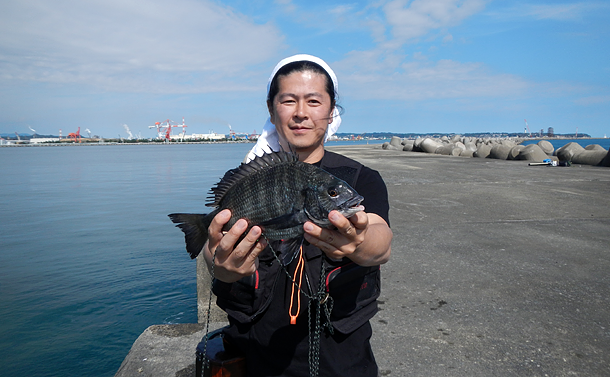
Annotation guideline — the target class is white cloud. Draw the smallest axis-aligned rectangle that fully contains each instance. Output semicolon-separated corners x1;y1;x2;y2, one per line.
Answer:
0;0;284;93
486;1;610;21
335;50;529;101
574;95;610;105
382;0;487;43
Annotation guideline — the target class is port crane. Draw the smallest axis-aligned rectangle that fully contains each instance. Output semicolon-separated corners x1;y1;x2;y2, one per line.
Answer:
149;118;187;141
68;127;81;143
524;119;531;137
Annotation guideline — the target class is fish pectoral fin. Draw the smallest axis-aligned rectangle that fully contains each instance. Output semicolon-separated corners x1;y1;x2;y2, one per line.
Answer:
168;213;213;259
270;237;304;265
258;211;308;230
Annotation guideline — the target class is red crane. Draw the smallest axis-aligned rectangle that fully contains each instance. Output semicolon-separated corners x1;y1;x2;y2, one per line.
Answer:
68;127;81;143
149;118;187;141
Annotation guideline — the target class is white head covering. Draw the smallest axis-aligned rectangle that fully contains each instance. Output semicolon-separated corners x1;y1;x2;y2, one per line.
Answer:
245;54;341;163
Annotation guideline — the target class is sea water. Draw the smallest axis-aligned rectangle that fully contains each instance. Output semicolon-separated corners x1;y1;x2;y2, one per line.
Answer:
0;143;256;377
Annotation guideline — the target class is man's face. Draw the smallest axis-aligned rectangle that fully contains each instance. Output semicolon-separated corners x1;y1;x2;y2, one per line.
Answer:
268;70;333;157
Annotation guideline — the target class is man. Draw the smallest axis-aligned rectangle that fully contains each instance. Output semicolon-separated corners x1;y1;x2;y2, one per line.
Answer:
204;54;392;377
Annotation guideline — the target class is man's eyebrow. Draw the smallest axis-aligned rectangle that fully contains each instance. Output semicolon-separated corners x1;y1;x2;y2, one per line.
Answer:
277;92;324;99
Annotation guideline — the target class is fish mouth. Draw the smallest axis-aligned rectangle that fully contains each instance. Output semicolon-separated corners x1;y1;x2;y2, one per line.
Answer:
338;195;365;218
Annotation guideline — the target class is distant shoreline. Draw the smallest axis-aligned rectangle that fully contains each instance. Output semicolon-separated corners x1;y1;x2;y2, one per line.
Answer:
0;140;257;147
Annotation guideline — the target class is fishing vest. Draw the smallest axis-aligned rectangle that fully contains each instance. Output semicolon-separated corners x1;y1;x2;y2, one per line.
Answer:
213;151;382;334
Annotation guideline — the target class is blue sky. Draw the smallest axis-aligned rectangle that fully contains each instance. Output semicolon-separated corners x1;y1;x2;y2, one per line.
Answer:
1;0;608;138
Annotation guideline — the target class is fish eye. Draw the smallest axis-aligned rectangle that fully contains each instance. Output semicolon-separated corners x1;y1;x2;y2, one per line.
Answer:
328;188;339;197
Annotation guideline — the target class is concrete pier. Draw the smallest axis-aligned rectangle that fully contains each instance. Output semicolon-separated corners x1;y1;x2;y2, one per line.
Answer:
117;145;610;376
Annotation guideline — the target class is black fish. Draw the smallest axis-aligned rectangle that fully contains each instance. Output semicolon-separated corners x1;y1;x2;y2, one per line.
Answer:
169;151;364;263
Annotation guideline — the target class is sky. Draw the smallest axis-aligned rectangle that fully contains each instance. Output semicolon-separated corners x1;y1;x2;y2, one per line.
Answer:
0;0;609;138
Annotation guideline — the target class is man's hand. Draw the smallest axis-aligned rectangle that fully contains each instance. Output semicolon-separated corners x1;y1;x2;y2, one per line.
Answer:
202;209;267;283
303;210;392;266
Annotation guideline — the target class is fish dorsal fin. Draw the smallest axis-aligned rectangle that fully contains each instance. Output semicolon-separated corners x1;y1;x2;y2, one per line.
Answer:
206;151;299;207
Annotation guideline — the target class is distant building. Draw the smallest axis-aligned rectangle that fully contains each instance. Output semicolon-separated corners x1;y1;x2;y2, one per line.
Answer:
30;138;61;144
169;133;226;141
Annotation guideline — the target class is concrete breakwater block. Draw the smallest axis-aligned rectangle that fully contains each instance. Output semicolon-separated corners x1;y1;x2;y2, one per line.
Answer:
464;141;477;152
473;144;492;158
459;149;475;157
572;149;610;166
508;145;525;160
420;138;442;154
382;141;400;150
556;142;584;162
390;136;403;148
585;144;606;152
489;144;513;160
537;140;554;155
379;135;609;168
402;139;415;151
413;137;424;150
436;144;459;156
516;144;548;162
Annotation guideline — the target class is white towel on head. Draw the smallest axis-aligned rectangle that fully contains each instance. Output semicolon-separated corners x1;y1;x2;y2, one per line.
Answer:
245;54;341;163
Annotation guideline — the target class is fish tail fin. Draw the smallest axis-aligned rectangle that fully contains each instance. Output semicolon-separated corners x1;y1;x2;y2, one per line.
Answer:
168;213;213;259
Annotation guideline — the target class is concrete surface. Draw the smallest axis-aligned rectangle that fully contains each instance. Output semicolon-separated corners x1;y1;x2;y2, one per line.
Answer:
116;145;610;376
332;145;610;377
115;323;225;377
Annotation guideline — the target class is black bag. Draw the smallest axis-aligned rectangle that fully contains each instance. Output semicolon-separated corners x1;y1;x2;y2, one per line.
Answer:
195;328;246;377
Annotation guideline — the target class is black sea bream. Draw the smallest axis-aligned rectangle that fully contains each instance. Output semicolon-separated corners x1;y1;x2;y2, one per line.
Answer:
169;151;364;264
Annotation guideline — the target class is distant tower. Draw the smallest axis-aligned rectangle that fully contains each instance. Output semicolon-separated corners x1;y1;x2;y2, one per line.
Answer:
59;129;62;139
548;127;554;137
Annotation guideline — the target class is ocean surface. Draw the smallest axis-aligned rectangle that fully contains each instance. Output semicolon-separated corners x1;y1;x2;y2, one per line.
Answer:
0;140;382;377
